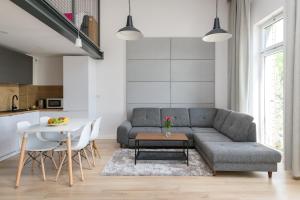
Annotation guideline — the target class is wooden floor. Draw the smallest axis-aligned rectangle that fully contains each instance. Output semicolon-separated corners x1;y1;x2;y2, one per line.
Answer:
0;139;299;200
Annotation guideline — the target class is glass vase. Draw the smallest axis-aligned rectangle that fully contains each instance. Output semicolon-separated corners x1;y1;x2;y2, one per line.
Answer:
165;127;171;137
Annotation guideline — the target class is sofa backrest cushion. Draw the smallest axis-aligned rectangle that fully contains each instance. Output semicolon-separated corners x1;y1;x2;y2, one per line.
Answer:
220;111;254;142
189;108;217;127
161;108;190;127
213;109;231;131
131;108;161;127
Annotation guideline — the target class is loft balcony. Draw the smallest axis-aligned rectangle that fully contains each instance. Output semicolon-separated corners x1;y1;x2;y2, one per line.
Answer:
11;0;103;59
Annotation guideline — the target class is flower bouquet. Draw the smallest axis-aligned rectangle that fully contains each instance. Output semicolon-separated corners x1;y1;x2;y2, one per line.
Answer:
164;116;173;137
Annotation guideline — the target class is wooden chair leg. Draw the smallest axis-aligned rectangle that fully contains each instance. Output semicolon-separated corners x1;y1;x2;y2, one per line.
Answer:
93;140;101;158
31;152;35;173
78;152;84;181
56;152;66;182
90;143;96;167
15;136;27;188
83;149;92;169
40;153;46;181
51;151;58;170
268;171;272;178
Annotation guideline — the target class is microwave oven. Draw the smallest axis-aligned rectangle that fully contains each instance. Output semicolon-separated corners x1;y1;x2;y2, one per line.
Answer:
46;98;63;109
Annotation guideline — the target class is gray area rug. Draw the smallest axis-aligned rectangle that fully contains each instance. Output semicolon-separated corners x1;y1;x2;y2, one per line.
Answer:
101;149;213;176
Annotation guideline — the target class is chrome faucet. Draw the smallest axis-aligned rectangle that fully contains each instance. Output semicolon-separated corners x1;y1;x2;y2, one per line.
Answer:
12;95;18;112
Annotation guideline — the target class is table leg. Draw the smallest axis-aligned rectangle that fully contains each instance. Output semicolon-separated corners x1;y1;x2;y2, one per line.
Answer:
134;140;137;165
66;132;73;186
186;141;189;166
15;135;27;188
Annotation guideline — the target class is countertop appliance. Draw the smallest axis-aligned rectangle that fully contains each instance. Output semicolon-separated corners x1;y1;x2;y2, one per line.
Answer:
46;98;63;109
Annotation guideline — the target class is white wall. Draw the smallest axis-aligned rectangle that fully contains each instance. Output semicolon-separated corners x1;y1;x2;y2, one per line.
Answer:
97;0;230;139
251;0;284;25
33;56;63;85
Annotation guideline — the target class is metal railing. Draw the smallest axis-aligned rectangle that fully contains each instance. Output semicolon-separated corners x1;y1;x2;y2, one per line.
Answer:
46;0;100;47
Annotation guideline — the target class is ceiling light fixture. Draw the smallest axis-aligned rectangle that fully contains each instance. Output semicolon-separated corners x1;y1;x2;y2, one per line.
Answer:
74;3;82;48
203;0;232;42
75;28;82;48
116;0;143;40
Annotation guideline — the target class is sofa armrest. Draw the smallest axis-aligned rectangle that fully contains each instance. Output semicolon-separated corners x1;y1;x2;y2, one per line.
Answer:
117;120;132;146
247;122;257;142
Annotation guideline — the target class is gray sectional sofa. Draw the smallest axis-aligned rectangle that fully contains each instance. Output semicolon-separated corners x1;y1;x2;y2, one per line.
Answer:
117;108;282;177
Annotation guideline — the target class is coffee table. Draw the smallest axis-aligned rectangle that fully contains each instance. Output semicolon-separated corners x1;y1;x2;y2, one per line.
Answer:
134;133;189;166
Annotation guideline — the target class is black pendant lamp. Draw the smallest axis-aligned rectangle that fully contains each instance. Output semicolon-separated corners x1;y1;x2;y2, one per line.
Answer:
203;0;232;42
116;0;143;40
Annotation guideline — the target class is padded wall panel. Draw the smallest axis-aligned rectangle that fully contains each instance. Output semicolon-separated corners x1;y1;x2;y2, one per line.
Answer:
171;103;214;108
171;60;215;81
171;38;215;59
127;60;170;81
171;82;214;103
127;82;170;103
127;38;170;59
126;38;215;118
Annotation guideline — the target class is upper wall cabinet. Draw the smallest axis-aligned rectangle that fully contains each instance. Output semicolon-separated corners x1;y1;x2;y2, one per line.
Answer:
0;46;33;84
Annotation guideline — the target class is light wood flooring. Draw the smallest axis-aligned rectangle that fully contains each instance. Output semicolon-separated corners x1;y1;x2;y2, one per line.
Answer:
0;139;299;200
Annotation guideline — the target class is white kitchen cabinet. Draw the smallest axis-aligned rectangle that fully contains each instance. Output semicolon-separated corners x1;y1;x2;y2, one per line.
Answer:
63;56;97;119
0;112;39;161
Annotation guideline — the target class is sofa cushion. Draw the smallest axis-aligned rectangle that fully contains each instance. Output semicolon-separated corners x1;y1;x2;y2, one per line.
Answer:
194;132;232;143
213;109;231;131
161;127;193;139
131;108;161;127
192;127;219;134
220;112;254;142
189;108;217;127
161;108;190;127
129;127;162;139
201;142;282;163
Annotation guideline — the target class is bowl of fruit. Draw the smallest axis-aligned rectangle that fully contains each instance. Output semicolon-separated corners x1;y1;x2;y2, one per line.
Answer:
47;117;69;126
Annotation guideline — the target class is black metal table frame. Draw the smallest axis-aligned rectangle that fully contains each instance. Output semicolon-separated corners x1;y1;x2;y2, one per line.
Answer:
134;139;189;166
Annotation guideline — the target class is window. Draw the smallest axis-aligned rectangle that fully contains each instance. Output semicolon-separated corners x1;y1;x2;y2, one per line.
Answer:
259;14;284;151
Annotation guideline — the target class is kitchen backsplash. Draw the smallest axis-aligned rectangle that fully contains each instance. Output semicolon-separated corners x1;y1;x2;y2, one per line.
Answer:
0;84;19;111
19;85;63;109
0;84;63;111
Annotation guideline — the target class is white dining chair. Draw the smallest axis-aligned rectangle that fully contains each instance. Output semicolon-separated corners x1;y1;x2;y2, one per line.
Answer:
88;117;102;166
38;116;66;142
17;121;60;181
55;122;92;182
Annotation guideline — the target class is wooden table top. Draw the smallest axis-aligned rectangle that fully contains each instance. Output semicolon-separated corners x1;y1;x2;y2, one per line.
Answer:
135;133;188;141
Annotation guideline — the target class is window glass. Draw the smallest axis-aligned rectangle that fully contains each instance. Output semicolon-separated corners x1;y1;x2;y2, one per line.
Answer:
264;19;284;48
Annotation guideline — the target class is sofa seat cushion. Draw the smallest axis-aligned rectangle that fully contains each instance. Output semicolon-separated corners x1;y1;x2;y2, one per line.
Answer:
161;127;193;139
213;109;231;131
220;112;254;142
129;127;162;139
201;142;282;163
194;132;232;143
131;108;161;127
161;108;190;127
189;108;217;127
192;127;219;134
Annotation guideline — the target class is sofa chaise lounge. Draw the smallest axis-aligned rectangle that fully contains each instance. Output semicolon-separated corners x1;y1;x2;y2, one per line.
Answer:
117;108;282;177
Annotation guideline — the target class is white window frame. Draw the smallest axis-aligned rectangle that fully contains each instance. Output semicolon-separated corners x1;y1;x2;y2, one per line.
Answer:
258;12;284;145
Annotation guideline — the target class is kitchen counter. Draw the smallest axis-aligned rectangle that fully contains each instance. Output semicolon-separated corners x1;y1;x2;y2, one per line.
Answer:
0;109;63;117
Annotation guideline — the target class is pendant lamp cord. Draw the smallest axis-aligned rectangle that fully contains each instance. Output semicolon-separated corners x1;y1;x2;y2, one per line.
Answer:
129;0;131;15
216;0;218;17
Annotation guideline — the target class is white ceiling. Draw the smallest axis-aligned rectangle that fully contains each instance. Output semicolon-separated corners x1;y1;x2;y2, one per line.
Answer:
0;0;87;56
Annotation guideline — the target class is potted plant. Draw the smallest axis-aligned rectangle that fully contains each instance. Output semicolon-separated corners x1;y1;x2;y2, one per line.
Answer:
164;116;173;137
